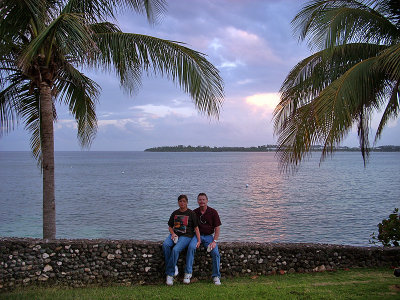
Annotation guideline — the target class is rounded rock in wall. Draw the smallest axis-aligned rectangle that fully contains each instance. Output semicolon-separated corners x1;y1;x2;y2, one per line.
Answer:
38;274;49;281
43;265;53;272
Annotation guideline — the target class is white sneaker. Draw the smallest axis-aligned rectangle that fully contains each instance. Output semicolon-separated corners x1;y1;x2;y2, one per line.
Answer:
174;266;179;276
213;277;221;285
183;273;192;284
166;275;174;286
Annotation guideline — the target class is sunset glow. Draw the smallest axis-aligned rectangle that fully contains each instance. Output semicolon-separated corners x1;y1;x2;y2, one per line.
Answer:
245;93;280;110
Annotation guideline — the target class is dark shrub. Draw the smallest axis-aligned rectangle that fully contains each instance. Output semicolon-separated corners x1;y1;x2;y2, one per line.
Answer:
370;208;400;247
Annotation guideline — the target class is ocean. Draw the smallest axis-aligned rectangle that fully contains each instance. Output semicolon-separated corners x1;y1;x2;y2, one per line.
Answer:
0;151;399;246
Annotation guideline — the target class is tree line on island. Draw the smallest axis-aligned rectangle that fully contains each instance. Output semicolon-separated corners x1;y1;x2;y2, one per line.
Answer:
145;145;400;152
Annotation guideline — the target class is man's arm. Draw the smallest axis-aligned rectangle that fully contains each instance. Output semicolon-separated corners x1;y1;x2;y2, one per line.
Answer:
214;226;220;241
210;226;220;250
195;227;201;248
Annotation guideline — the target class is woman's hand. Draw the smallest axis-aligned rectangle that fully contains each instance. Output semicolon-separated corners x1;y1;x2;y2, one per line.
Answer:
171;233;178;240
196;241;201;248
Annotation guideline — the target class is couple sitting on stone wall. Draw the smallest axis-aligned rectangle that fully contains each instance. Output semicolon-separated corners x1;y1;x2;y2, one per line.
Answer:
162;193;221;286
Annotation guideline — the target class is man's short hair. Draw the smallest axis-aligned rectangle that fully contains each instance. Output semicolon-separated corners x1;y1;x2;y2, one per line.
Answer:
197;193;208;200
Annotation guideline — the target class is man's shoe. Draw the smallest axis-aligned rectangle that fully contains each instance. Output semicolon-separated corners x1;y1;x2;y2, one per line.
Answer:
174;266;179;276
166;275;174;286
213;277;221;285
183;273;192;284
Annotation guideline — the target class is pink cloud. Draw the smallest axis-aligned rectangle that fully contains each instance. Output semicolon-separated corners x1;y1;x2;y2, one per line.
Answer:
210;27;281;66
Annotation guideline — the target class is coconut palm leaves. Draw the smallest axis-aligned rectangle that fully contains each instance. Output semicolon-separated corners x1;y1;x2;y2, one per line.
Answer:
0;0;224;238
273;0;400;171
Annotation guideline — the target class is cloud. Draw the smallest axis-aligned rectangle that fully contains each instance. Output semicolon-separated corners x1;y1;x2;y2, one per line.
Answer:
219;59;244;69
245;93;280;116
237;79;253;85
97;118;152;130
131;104;196;119
210;26;281;67
94;103;197;133
209;38;223;51
54;120;77;130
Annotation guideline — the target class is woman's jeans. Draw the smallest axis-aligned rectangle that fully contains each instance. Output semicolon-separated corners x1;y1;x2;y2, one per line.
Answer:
162;235;194;276
188;234;221;278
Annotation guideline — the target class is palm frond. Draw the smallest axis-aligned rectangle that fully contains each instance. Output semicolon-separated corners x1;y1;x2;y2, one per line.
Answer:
3;80;44;164
135;0;167;24
62;0;166;24
319;56;386;152
275;53;388;171
375;79;400;141
90;22;122;34
62;0;116;23
276;43;386;128
293;0;400;50
378;42;400;79
18;86;42;164
55;64;100;147
0;79;22;136
18;12;96;70
92;33;224;117
0;0;47;38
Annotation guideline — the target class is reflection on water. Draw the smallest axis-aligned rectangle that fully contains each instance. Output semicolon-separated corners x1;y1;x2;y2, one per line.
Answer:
238;155;288;242
0;151;399;246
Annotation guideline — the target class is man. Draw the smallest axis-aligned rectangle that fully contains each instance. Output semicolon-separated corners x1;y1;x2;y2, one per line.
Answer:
185;193;222;285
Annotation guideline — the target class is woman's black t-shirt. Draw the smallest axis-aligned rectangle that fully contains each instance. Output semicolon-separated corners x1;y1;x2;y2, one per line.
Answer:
168;209;199;237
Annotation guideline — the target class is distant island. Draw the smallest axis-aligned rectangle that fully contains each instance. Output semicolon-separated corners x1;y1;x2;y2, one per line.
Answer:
144;145;400;152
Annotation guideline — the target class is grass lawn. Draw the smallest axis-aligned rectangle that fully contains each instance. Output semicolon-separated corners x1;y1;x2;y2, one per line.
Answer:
1;268;400;299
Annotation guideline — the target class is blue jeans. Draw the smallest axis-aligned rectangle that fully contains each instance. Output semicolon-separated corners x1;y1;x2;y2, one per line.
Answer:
162;235;194;276
188;234;221;278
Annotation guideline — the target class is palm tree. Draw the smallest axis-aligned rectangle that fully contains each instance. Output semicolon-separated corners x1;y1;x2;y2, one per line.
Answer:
0;0;224;239
273;0;399;171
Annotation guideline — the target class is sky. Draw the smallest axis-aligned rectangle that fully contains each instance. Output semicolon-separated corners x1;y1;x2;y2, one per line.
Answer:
1;0;399;151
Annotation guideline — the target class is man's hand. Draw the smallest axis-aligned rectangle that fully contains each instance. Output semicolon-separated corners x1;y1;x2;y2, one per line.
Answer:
196;241;201;248
209;241;217;250
171;233;178;240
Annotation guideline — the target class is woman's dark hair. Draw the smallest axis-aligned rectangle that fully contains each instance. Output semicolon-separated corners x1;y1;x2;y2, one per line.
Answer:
178;194;188;202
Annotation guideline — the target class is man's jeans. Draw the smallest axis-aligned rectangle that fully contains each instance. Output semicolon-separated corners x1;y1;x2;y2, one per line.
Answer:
188;234;221;278
162;235;194;276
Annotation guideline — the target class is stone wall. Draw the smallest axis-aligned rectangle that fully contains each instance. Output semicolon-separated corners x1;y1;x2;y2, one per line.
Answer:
1;238;399;291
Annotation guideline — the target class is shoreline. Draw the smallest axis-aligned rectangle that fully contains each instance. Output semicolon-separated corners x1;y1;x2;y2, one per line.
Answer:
0;236;385;248
144;145;400;152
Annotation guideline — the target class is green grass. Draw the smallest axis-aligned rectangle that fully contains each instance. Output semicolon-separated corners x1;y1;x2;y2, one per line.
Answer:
2;268;400;299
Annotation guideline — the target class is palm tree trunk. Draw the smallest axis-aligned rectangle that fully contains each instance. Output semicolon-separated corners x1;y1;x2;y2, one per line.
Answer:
40;81;56;239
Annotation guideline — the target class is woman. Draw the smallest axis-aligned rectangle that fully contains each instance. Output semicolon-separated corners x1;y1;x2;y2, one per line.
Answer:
162;194;200;286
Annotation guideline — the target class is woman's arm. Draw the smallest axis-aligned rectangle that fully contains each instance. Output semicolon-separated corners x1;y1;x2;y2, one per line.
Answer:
169;226;177;240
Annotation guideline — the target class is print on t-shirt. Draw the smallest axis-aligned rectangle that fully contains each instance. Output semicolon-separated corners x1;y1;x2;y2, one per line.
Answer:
174;215;189;234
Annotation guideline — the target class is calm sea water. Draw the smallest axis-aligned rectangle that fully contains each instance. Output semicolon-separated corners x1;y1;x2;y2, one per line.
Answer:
0;151;399;246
